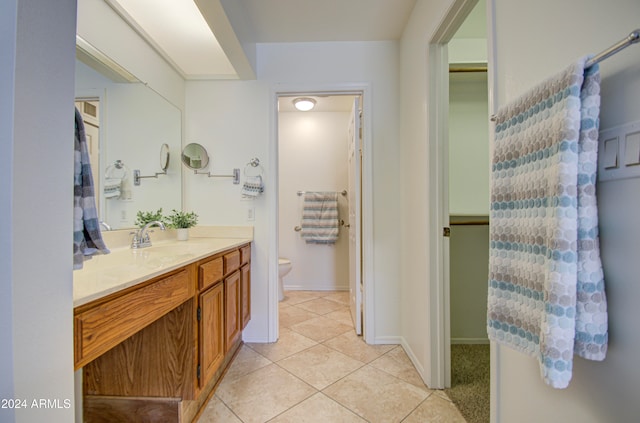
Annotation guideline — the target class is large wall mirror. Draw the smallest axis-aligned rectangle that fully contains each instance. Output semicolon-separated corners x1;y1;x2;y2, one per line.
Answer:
74;39;182;230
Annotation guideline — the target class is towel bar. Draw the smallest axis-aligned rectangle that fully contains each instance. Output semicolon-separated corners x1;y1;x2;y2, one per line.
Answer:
295;219;345;232
297;190;347;196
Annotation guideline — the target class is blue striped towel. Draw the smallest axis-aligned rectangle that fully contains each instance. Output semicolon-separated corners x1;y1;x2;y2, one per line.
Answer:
300;192;339;244
241;175;264;198
74;107;109;269
487;57;607;388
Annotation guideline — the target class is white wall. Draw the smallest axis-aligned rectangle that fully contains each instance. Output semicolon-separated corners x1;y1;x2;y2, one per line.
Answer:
260;41;402;342
449;72;490;215
184;40;401;343
492;0;640;421
0;0;77;422
278;111;350;291
449;220;489;342
184;80;271;342
449;0;487;64
449;38;487;64
0;3;17;417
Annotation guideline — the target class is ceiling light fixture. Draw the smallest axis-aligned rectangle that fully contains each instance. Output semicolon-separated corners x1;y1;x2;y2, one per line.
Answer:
293;97;316;111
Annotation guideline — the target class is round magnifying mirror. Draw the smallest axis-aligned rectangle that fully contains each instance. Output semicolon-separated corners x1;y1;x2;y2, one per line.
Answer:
160;143;170;171
181;143;209;170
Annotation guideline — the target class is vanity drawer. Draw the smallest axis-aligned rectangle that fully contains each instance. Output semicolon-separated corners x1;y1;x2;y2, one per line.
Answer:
74;269;193;369
199;256;224;291
224;250;240;274
240;244;251;265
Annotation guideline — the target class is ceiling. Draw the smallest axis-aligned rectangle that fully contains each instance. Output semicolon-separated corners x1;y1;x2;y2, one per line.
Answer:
108;0;490;81
108;0;236;79
104;0;486;111
107;0;420;80
228;0;419;43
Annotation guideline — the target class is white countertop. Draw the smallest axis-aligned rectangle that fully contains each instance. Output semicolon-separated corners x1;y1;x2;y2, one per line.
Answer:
73;226;253;307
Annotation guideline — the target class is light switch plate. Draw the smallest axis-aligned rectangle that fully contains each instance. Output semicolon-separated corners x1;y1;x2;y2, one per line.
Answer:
603;137;619;169
599;120;640;182
624;131;640;166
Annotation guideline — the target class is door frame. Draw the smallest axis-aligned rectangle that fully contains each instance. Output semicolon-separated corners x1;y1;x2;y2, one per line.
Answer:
75;89;106;221
267;83;374;343
427;0;480;390
348;96;363;335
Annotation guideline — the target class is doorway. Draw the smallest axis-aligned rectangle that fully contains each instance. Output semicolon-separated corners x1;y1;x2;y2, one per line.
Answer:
427;0;493;420
271;88;371;342
445;65;490;423
426;0;489;385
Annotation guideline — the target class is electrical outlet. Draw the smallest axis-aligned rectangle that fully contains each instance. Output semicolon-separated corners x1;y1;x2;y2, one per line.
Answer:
247;207;255;221
121;210;127;220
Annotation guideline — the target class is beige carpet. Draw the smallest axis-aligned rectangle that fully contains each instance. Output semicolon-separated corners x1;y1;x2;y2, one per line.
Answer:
444;344;490;423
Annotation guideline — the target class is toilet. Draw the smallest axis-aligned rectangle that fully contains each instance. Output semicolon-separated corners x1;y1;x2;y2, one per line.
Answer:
278;258;292;301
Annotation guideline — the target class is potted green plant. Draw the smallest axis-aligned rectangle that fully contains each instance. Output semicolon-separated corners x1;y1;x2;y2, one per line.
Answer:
134;208;167;228
167;209;199;240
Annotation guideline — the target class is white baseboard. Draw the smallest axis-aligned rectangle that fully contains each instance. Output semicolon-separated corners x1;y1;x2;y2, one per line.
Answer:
370;335;402;345
284;284;349;291
400;337;426;375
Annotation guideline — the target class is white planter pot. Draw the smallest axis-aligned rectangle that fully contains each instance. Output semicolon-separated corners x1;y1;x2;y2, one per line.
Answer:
176;228;189;241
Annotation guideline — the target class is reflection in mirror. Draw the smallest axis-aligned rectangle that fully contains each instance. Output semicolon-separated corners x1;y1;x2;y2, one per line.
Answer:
75;99;102;212
160;143;170;171
133;143;171;186
181;143;210;170
74;44;182;230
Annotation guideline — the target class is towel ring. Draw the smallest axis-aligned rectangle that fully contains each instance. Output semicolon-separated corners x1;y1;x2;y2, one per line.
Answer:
105;160;128;180
244;157;264;177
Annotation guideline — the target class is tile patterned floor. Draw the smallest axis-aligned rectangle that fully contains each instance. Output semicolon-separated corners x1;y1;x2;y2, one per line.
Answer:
198;291;467;423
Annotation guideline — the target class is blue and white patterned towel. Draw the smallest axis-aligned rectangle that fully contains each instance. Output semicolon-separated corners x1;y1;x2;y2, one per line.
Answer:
487;57;607;388
241;175;264;198
74;107;109;269
300;192;339;244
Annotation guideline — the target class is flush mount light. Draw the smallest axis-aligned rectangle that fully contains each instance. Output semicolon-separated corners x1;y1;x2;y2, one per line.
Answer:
293;97;316;111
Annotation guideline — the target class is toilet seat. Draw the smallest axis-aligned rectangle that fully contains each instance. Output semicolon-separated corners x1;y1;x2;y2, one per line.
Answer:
278;258;292;301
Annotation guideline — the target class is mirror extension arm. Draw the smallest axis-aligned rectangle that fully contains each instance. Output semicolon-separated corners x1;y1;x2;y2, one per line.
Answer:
194;168;240;184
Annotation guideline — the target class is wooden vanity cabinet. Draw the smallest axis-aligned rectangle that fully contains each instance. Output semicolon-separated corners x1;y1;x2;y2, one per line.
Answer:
195;245;250;391
240;245;251;328
224;270;242;353
198;281;224;389
74;267;194;370
78;242;252;423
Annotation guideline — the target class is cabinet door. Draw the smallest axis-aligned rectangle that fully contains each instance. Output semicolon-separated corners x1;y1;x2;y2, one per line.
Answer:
225;270;242;353
199;282;224;388
241;263;251;329
199;256;223;292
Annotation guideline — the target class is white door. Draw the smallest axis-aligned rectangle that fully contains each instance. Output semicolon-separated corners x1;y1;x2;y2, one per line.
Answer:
75;100;101;213
348;97;363;335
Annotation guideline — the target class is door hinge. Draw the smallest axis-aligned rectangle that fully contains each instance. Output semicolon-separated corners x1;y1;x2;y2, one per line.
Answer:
197;364;201;379
197;307;201;321
443;227;451;237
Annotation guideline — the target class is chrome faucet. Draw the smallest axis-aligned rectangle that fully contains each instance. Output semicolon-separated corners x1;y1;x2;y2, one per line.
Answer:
131;220;166;249
99;220;112;231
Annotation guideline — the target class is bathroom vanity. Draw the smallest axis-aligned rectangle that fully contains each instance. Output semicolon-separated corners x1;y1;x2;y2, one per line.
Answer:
73;229;252;422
